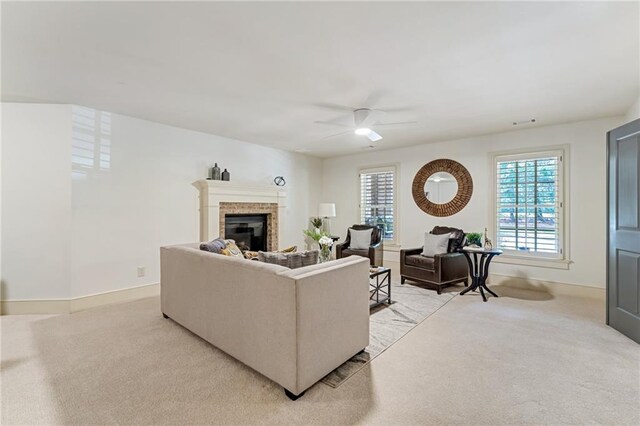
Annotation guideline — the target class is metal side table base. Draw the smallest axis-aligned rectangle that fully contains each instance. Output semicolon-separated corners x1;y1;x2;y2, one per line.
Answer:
459;248;502;302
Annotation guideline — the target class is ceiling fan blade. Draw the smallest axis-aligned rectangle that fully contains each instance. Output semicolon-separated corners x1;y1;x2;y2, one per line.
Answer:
314;120;354;129
372;106;417;113
321;130;353;140
372;121;418;127
366;130;383;142
362;90;386;109
313;102;356;112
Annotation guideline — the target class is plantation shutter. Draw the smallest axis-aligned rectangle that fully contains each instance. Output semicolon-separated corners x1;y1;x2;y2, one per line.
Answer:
495;151;563;258
359;167;396;240
72;106;111;179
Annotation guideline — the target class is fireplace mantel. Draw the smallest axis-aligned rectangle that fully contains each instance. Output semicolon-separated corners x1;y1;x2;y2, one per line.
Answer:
192;179;287;244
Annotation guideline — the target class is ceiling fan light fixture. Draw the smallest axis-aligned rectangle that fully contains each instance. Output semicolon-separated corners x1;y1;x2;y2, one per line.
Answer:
354;127;371;136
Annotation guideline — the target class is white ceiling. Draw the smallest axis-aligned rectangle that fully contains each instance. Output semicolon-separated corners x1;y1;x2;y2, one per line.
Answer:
2;1;639;157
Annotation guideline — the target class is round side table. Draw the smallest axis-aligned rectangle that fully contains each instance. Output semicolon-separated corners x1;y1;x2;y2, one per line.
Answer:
458;248;503;302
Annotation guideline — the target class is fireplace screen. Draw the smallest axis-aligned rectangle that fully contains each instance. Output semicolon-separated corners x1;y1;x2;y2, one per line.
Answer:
224;214;268;252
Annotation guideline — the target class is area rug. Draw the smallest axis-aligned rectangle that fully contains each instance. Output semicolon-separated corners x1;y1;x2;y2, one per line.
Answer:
320;282;457;388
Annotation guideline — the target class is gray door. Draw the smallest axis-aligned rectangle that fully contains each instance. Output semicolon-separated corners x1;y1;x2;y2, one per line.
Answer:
607;119;640;343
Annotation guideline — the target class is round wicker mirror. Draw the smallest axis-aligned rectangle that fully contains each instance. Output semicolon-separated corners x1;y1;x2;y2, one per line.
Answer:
412;159;473;217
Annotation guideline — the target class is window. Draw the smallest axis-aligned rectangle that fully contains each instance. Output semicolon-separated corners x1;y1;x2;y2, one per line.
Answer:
493;150;565;259
359;166;397;242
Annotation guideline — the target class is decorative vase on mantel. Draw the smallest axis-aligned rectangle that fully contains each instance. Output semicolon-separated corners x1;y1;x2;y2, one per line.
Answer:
222;168;230;181
211;163;221;180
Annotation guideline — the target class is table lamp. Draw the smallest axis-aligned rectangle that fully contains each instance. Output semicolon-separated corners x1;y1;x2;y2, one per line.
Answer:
318;203;336;235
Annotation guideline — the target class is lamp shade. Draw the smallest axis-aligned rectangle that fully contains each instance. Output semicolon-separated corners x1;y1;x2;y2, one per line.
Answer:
318;203;336;218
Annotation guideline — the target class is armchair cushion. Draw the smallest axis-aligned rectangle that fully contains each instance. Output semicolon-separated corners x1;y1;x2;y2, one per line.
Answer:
341;248;369;258
405;254;435;270
349;228;373;250
422;233;450;257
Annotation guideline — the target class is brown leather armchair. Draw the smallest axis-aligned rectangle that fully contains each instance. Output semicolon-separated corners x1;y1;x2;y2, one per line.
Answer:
400;226;468;294
336;224;384;266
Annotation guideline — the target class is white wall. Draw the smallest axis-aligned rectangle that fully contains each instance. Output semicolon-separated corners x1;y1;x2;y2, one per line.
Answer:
69;106;322;298
1;103;322;301
322;117;624;288
1;104;73;300
625;96;640;122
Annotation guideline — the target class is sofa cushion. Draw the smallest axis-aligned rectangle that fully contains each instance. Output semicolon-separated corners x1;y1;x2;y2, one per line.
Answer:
349;228;373;250
405;254;435;270
422;232;450;257
258;250;319;269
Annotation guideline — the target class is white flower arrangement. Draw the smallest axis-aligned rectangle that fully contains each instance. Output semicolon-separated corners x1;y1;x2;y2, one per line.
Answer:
318;235;333;247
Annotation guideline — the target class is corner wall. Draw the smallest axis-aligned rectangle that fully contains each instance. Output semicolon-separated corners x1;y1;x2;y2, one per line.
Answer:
625;96;640;121
322;117;624;289
1;104;73;300
1;103;322;309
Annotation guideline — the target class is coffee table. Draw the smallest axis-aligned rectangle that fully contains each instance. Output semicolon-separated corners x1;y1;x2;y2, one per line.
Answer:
369;266;391;308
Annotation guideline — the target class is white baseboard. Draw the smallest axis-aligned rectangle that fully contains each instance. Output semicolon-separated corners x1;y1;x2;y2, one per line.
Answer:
0;299;70;315
1;283;160;315
70;283;160;313
487;274;604;299
383;260;605;300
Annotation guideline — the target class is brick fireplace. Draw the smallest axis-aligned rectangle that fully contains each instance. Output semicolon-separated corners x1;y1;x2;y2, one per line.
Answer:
219;203;278;251
192;180;287;250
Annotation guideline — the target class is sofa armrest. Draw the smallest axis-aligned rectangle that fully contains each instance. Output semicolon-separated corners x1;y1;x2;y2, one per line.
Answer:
368;241;384;266
280;256;370;394
400;247;423;262
335;241;349;257
434;252;468;282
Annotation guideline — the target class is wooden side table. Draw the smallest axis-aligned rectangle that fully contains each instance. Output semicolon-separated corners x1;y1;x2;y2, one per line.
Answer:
458;248;503;302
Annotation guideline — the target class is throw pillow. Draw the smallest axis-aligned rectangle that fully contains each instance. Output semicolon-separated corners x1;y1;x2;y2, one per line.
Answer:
200;238;227;254
422;232;451;257
258;250;319;269
301;250;319;266
258;251;289;267
349;228;373;250
278;245;297;253
243;250;259;260
220;240;244;258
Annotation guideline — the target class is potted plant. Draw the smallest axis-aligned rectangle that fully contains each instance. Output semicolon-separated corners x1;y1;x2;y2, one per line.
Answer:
465;232;483;247
310;217;323;234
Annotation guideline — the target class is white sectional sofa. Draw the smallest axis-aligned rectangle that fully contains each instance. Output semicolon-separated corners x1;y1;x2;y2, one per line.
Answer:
160;243;370;399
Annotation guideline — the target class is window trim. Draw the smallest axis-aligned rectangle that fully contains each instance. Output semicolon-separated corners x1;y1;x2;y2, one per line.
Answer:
489;146;570;268
358;164;400;246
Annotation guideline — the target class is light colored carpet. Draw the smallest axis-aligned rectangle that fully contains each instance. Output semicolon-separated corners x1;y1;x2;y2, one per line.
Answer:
322;282;455;387
1;283;638;425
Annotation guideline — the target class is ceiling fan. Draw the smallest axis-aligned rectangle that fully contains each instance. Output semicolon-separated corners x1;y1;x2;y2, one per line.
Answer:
315;108;416;143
